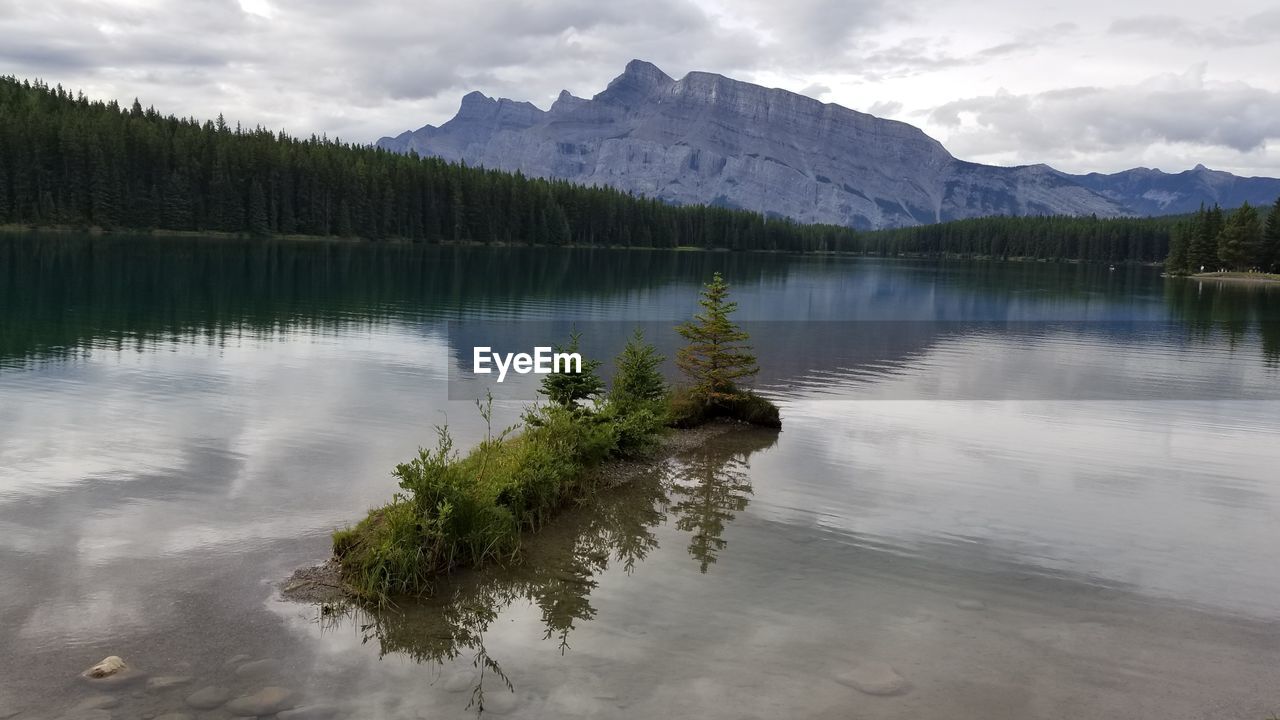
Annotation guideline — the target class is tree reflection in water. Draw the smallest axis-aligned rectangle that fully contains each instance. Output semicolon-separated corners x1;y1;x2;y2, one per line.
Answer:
319;426;778;715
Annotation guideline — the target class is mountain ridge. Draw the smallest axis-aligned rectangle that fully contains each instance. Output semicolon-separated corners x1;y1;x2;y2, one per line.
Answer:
378;60;1280;229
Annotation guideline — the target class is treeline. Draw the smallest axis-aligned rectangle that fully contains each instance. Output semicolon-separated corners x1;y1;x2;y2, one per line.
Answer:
0;76;856;252
1;75;1260;263
1165;200;1280;275
854;214;1180;263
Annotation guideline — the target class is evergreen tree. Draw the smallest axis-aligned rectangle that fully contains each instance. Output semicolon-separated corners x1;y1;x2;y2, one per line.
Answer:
609;329;666;410
540;332;604;408
247;180;270;237
1217;202;1263;271
1187;205;1219;273
1165;220;1190;275
676;273;759;400
1262;197;1280;273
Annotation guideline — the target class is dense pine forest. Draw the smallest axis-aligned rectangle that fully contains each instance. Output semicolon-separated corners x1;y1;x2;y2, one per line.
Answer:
855;214;1181;263
1164;201;1280;275
3;74;1273;265
0;76;855;252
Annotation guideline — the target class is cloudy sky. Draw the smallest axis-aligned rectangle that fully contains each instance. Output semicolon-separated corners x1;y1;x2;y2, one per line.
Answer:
2;0;1278;175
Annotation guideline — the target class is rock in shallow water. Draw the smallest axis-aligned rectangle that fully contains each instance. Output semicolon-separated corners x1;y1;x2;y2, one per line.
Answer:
278;705;342;720
225;686;297;716
185;685;231;710
233;658;281;679
835;662;912;696
147;675;193;691
82;656;127;679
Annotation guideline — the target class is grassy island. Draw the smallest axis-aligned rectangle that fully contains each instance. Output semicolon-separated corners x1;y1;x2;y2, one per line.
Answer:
333;273;780;603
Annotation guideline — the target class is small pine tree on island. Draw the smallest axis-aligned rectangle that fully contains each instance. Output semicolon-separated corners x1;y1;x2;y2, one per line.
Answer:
610;329;667;410
672;273;780;428
539;331;604;408
676;272;760;400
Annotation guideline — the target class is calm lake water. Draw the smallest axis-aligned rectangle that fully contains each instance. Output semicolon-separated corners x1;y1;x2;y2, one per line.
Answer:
2;234;1279;719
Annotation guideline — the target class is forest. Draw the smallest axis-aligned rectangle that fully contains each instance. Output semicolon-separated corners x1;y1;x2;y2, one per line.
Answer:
2;74;1268;265
1164;201;1280;275
0;76;856;252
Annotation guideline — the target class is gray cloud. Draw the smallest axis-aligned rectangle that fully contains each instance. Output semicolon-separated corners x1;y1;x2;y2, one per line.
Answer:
1109;9;1280;47
928;65;1280;163
0;0;1276;176
867;100;903;117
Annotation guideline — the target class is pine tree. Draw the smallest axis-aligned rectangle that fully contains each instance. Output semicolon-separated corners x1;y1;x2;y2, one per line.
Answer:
1217;202;1263;271
1187;205;1218;273
247;179;270;237
1165;220;1191;275
676;272;759;401
610;329;666;410
1262;197;1280;273
540;332;604;408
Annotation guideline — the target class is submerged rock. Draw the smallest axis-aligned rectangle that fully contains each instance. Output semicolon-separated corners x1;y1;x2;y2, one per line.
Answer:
184;685;231;710
147;675;193;691
233;658;281;678
225;686;296;716
835;662;911;696
278;705;342;720
71;695;120;711
82;656;127;679
59;710;112;720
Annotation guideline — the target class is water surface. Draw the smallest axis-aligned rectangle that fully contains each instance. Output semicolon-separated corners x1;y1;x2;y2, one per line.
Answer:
2;234;1279;719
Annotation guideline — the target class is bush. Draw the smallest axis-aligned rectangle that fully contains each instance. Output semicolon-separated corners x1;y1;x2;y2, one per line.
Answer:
334;398;662;603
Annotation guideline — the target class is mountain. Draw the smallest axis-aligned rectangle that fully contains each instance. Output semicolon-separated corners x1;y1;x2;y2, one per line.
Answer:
377;60;1280;230
1062;165;1280;217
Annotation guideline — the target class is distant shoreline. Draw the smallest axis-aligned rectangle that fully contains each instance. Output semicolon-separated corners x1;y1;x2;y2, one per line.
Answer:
0;223;1166;265
1187;271;1280;285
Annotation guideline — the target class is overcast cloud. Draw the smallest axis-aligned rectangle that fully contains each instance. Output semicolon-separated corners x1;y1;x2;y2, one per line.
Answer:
1;0;1277;175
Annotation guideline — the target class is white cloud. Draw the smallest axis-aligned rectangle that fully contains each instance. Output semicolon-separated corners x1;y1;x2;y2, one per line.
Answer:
0;0;1276;176
927;65;1280;171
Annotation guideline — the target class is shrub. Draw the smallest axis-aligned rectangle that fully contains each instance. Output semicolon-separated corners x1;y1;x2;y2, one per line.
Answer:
334;394;658;603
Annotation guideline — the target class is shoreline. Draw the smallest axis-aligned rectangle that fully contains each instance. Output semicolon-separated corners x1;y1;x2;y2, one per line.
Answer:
1;222;1163;265
1186;271;1280;284
280;421;763;606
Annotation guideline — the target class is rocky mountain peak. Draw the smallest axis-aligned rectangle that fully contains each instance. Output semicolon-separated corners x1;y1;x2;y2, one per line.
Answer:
376;60;1280;228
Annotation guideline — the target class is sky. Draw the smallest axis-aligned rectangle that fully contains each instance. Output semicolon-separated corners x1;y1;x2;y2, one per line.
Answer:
2;0;1278;176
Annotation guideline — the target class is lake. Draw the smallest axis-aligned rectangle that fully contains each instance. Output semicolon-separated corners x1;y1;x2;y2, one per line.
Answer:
2;234;1279;719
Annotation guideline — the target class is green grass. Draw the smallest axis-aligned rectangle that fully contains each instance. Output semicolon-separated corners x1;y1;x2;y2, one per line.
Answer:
333;401;667;603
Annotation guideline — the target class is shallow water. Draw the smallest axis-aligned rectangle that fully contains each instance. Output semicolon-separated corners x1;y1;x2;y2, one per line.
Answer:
2;235;1279;719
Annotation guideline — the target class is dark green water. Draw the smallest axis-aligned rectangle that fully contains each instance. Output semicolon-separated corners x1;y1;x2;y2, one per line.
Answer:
2;234;1279;719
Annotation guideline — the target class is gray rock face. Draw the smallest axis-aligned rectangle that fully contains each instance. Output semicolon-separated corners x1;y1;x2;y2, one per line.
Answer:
378;60;1275;229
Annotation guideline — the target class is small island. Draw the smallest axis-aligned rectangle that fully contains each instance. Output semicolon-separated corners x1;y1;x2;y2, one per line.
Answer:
328;272;780;603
